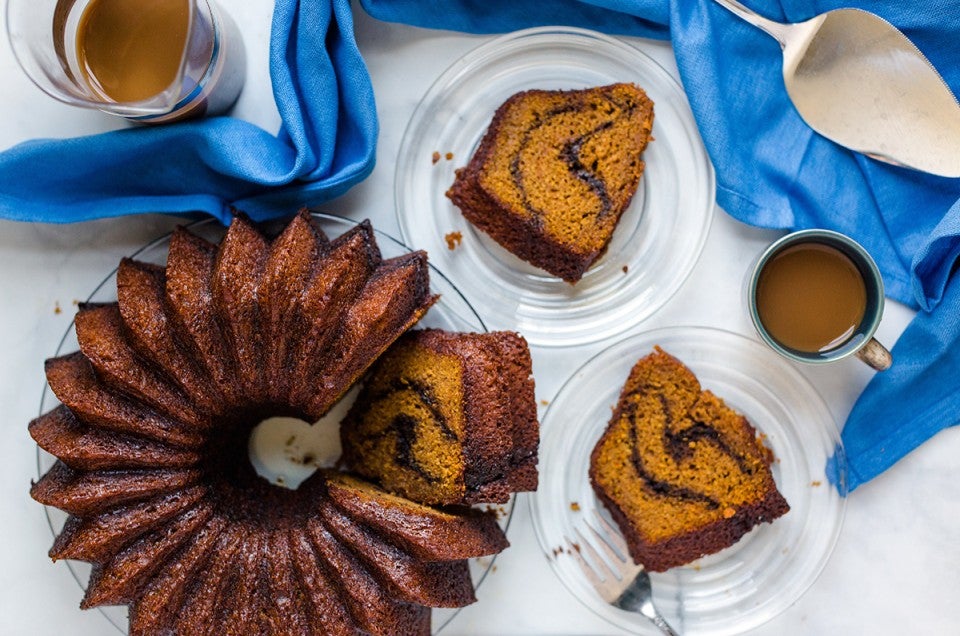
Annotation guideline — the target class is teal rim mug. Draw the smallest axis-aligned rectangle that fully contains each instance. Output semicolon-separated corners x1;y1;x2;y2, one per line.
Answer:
747;229;892;371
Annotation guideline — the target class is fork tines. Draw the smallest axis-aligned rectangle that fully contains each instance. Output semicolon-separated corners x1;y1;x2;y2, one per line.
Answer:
565;508;643;602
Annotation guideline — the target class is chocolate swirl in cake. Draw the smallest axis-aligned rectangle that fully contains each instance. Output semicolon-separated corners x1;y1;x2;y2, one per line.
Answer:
509;97;638;224
625;392;758;511
352;377;461;484
625;400;720;509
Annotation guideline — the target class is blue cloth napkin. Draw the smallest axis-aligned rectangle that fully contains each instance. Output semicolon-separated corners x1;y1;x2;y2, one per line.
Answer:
0;0;377;224
361;0;960;491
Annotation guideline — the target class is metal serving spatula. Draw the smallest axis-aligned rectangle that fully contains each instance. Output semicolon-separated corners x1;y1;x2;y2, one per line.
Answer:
712;0;960;177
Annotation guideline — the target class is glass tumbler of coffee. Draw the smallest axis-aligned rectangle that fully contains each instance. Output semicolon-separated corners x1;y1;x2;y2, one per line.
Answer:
747;229;892;371
6;0;245;123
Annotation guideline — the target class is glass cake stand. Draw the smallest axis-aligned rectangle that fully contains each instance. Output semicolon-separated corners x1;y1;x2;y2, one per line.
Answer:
36;213;514;635
530;326;847;635
396;27;715;347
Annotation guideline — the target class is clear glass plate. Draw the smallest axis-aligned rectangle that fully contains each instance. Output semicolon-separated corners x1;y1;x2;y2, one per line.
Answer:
36;213;513;635
530;326;847;635
395;27;715;347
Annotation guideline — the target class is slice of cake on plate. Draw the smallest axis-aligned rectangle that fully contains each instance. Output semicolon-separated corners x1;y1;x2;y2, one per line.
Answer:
589;347;789;572
447;83;654;283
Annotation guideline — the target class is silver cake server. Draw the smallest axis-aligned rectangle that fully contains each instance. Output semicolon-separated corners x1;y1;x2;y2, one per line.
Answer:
712;0;960;177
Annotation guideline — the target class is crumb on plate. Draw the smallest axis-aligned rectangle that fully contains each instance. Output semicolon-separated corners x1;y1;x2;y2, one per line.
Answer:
444;231;463;250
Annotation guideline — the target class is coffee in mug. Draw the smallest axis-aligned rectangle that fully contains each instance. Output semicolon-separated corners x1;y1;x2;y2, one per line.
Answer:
748;229;891;370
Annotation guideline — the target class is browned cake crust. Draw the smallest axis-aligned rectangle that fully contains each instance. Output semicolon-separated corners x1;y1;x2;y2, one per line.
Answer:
28;210;518;635
341;328;539;505
589;347;789;572
447;83;654;283
325;472;509;560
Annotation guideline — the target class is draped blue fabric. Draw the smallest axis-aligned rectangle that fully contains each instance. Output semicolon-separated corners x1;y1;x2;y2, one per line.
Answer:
0;0;377;224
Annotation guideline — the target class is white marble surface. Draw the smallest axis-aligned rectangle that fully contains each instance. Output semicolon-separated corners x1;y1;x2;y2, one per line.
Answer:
1;4;959;635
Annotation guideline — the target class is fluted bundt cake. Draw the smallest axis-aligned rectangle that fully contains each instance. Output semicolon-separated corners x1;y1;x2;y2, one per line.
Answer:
446;83;654;283
589;347;789;572
341;329;538;506
29;210;534;635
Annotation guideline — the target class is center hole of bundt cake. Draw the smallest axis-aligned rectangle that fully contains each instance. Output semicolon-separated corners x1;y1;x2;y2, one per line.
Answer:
248;415;339;489
246;387;358;490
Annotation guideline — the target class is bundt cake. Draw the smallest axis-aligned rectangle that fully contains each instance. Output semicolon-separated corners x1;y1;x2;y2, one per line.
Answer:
340;329;538;506
446;83;654;283
589;347;789;572
29;210;531;635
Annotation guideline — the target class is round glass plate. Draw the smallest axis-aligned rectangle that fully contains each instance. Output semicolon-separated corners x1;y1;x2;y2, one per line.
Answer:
396;26;715;347
530;326;847;635
36;213;514;635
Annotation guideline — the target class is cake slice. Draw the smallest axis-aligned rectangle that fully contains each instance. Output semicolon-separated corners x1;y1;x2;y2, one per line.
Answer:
447;83;654;283
589;347;789;572
341;329;538;505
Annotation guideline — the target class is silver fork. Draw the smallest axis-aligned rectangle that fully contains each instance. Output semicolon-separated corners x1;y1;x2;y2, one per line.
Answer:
567;510;679;635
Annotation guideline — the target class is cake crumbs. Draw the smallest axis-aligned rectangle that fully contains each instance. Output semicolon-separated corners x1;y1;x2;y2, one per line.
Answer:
54;301;62;315
431;151;441;165
571;542;581;554
552;546;563;558
484;505;507;520
810;480;822;487
491;565;498;573
445;152;454;161
444;231;463;250
570;501;581;512
722;507;736;519
622;265;629;274
539;399;550;406
72;299;80;306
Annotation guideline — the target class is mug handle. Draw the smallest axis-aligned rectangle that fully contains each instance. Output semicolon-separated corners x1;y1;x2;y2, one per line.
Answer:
856;337;892;371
